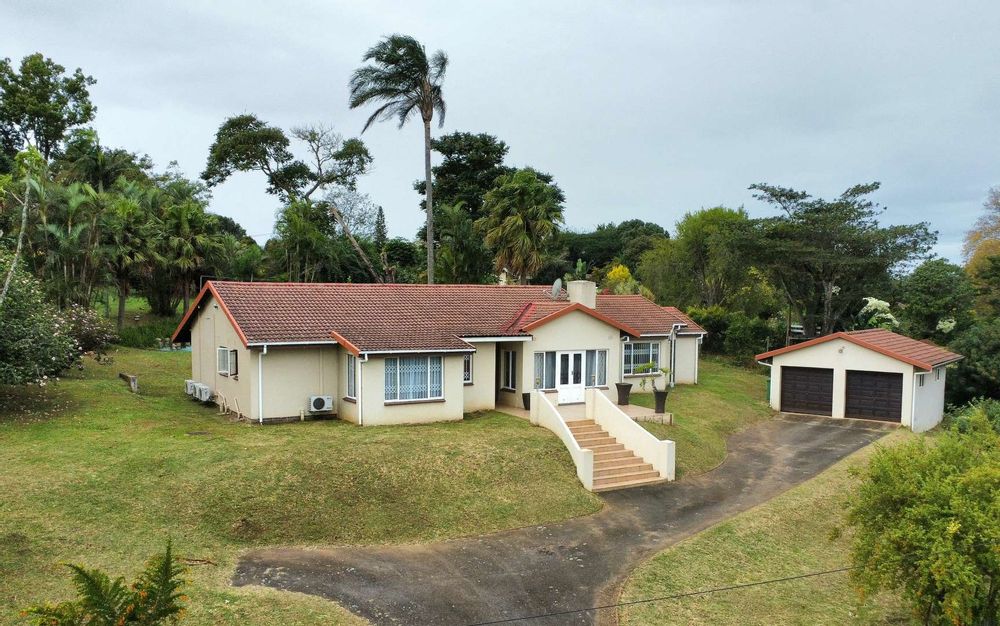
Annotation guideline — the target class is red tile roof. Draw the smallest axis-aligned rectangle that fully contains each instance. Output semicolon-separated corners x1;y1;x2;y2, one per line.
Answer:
661;306;706;334
755;328;963;371
173;281;700;353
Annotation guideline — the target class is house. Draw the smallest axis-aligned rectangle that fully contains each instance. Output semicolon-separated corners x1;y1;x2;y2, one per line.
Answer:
171;280;706;425
755;329;963;432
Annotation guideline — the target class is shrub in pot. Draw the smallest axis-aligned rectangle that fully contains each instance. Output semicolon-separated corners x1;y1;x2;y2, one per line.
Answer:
635;362;672;414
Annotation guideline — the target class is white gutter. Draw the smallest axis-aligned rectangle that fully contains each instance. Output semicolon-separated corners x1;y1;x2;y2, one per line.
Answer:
257;344;267;424
461;336;533;343
361;348;475;355
247;340;339;347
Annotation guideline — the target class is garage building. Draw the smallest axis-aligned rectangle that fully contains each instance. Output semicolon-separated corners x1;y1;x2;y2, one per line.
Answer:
756;329;963;432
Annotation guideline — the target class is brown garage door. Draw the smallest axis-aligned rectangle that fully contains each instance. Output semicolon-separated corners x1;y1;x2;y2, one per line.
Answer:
780;367;834;416
845;370;903;422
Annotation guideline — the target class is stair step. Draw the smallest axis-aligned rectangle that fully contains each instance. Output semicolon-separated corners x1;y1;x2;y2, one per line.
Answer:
575;435;616;447
593;471;665;492
594;456;647;470
567;419;595;427
591;449;634;461
568;424;603;435
595;462;654;479
586;443;625;453
593;469;660;487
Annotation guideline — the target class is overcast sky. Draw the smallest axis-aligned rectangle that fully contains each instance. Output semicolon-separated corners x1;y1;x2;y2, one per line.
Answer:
6;0;999;261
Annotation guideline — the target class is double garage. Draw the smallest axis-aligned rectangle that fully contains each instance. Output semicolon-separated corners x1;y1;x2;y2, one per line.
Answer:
757;329;962;432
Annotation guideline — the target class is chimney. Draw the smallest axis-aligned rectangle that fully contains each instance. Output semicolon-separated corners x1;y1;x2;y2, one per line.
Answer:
567;280;597;309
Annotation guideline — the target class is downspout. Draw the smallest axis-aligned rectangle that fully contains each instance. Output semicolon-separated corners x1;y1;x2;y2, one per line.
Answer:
669;324;684;388
257;344;267;424
358;353;369;426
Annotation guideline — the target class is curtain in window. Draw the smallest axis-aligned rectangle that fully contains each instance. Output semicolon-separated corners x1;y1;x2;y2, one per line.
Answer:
347;354;356;398
586;350;596;386
545;352;556;389
429;357;442;397
597;350;607;386
534;353;544;389
399;357;426;400
385;358;398;400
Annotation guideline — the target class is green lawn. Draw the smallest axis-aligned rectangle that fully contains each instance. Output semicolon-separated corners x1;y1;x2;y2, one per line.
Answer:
619;431;914;625
630;357;773;477
0;348;601;625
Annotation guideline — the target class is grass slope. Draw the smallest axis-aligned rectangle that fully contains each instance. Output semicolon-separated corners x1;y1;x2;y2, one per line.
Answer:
619;431;914;625
0;348;601;625
631;357;773;477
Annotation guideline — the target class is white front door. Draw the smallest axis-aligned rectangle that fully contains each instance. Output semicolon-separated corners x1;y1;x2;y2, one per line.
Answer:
556;351;585;404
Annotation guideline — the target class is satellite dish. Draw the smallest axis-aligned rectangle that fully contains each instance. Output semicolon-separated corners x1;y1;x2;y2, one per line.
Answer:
551;278;562;299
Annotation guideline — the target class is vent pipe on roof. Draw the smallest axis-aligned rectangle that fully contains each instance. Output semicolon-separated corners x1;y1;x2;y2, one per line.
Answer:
567;280;597;309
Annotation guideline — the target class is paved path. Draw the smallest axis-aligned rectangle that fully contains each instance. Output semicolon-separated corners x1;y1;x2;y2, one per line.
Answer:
233;418;885;625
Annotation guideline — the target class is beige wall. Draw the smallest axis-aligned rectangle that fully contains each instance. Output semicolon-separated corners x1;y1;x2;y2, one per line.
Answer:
673;336;701;384
768;338;919;428
189;294;254;419
257;345;340;420
912;366;946;432
338;351;359;424
462;343;497;412
359;354;466;425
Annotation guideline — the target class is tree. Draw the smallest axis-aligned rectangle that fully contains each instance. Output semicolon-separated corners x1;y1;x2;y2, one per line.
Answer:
744;183;935;336
0;149;43;310
103;185;159;329
56;129;152;192
0;251;77;385
202;116;381;280
964;186;1000;274
350;34;448;284
437;202;490;283
973;255;1000;314
23;541;187;625
416;131;513;216
948;319;1000;405
0;53;96;163
899;258;975;341
846;408;1000;625
477;169;564;284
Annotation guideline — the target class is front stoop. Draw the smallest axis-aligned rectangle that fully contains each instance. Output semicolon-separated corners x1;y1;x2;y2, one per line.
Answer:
567;420;667;492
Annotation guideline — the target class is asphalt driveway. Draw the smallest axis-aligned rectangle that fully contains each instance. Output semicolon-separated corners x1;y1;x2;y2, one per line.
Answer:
233;417;886;625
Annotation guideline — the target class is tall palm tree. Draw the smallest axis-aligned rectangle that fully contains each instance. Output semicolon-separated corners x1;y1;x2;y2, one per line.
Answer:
349;34;447;284
477;169;565;284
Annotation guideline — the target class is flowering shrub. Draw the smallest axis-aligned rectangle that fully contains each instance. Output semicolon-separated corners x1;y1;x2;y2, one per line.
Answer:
61;303;118;354
0;253;78;385
858;296;899;329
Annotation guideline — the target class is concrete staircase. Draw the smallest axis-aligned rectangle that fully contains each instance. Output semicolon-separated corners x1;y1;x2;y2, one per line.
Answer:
567;419;666;491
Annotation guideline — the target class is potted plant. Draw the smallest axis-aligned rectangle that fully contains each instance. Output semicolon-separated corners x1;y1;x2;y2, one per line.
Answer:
635;362;671;414
522;388;532;410
615;381;633;405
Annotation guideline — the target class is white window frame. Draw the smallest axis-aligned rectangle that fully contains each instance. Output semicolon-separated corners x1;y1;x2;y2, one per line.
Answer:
346;353;357;399
917;373;925;387
501;350;516;390
622;341;660;376
217;347;230;376
384;355;444;402
228;348;238;377
463;353;474;385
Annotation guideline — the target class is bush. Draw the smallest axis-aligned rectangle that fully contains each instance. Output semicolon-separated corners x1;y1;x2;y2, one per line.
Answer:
947;318;1000;405
723;313;784;365
947;398;1000;435
686;305;730;353
0;253;78;385
62;304;118;353
117;316;182;349
23;540;187;625
846;409;1000;625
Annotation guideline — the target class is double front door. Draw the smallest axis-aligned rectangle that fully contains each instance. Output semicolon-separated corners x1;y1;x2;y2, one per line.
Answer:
556;351;584;404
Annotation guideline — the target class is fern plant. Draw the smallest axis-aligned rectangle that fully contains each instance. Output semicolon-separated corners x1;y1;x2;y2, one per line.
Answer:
23;540;187;625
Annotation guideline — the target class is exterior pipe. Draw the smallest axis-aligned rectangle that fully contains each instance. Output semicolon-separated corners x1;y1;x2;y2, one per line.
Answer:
357;353;369;426
257;344;267;424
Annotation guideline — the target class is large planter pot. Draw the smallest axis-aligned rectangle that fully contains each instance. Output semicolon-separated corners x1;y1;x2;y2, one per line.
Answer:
522;392;531;410
615;382;633;406
654;389;670;414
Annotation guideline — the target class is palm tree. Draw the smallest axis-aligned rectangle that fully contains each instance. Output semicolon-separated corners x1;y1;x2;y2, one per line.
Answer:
102;189;159;329
349;34;447;284
477;169;565;284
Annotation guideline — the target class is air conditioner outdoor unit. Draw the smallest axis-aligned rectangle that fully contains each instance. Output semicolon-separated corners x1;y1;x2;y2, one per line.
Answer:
185;380;196;395
309;395;334;412
195;384;212;402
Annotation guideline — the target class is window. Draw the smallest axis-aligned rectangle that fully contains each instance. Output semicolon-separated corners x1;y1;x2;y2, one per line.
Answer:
935;367;941;381
346;354;357;399
217;347;230;376
534;350;606;388
228;349;238;377
623;342;660;375
585;350;608;387
384;356;443;401
917;373;925;387
502;350;516;390
463;353;474;384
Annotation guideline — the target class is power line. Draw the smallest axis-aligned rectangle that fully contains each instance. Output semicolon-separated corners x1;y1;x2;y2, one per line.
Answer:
464;566;855;626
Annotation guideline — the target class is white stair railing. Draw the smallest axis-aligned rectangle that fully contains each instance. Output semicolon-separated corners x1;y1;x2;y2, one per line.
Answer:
531;390;594;490
587;389;676;481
